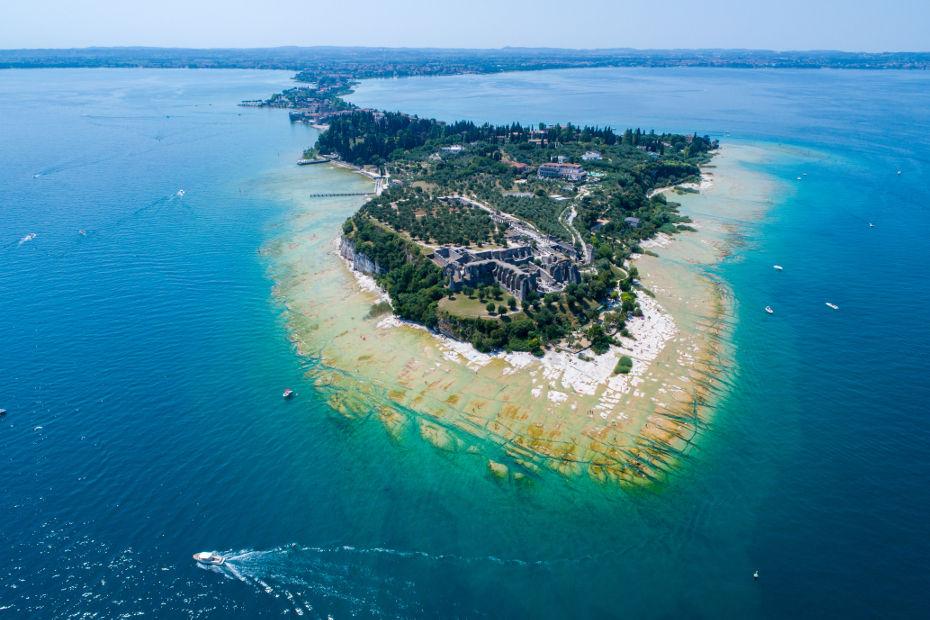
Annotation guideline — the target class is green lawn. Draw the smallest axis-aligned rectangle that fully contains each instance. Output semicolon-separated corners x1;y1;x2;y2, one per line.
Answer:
439;294;517;319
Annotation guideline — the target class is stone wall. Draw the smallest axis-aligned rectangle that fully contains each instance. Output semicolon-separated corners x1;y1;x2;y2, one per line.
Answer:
545;259;581;285
446;259;537;301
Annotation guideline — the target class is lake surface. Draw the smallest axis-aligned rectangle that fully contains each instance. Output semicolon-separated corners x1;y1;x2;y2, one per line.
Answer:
3;67;930;618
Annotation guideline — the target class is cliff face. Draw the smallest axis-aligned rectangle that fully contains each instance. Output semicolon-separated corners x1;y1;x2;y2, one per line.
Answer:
340;235;384;276
435;314;458;339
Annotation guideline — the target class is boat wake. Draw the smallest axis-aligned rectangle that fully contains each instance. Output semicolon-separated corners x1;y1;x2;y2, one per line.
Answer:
201;544;425;617
201;543;554;617
17;190;186;257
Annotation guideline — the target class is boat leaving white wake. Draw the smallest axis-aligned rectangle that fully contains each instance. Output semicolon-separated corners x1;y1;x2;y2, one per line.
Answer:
194;543;559;617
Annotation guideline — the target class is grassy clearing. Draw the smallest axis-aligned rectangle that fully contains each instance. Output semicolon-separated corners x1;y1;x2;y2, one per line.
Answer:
439;294;521;319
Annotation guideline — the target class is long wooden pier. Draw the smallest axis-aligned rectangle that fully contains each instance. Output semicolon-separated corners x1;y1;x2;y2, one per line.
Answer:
307;192;375;198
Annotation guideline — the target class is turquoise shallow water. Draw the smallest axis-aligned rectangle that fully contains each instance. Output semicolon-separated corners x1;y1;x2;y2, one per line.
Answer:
2;67;930;618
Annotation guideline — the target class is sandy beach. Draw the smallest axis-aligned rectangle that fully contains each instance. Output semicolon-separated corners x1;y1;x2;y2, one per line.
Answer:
267;143;782;484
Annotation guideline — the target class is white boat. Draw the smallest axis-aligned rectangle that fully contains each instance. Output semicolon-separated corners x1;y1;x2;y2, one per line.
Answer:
0;408;7;416
897;170;902;175
773;264;783;271
826;302;839;310
176;189;186;197
283;388;295;399
192;552;225;566
869;222;875;228
764;306;774;314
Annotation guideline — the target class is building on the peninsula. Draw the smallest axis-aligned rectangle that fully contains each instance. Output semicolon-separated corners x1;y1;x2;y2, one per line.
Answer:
430;244;580;301
537;162;587;181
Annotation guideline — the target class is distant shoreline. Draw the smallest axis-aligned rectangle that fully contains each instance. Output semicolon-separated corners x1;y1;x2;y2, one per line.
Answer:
3;46;930;73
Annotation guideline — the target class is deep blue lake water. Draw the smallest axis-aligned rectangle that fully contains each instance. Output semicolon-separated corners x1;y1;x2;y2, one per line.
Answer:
2;67;930;618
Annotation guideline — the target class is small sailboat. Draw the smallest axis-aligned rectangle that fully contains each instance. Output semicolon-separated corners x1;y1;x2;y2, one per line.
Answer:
868;222;875;228
826;302;839;310
282;388;295;399
773;264;783;271
764;306;774;315
176;189;186;198
192;552;225;566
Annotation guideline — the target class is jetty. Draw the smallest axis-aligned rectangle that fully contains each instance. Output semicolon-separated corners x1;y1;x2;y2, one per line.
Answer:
308;191;375;198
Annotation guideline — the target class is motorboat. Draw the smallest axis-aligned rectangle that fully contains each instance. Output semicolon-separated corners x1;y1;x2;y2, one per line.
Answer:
825;302;839;310
283;388;295;399
176;189;186;197
192;552;225;566
0;408;7;416
764;306;774;314
773;264;783;271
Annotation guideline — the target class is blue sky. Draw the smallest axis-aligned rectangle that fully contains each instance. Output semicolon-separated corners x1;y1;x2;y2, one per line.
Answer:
1;0;928;51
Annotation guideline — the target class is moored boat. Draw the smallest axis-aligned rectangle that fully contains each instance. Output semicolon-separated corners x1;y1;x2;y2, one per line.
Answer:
765;306;774;314
283;388;295;399
773;264;783;271
826;302;839;310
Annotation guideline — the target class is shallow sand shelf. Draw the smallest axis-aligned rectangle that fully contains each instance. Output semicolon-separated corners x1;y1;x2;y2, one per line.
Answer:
268;144;782;484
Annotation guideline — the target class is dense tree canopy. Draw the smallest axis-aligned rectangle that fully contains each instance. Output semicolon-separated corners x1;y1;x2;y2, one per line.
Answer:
327;102;718;354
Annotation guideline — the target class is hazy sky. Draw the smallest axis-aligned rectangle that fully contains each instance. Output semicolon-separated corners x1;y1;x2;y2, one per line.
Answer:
2;0;928;51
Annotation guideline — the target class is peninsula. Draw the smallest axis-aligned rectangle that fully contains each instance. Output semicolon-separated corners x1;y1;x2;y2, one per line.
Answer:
258;69;736;485
331;115;715;358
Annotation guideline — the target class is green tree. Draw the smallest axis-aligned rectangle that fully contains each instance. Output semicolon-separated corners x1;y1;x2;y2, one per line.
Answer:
586;324;613;355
